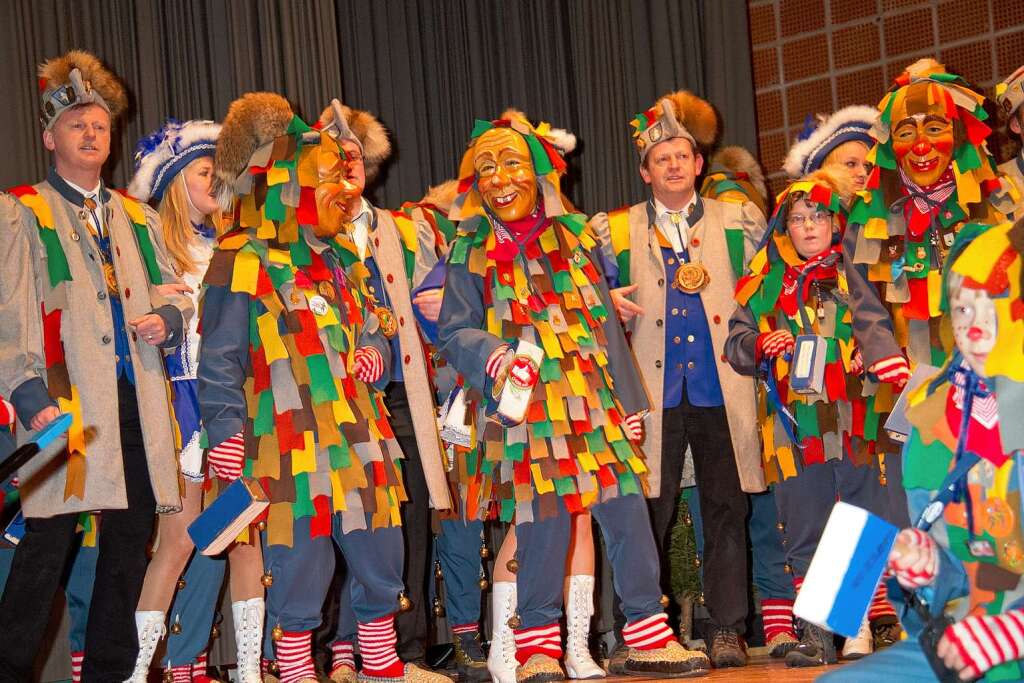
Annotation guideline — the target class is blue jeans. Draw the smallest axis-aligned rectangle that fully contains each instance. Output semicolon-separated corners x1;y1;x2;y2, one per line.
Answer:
164;552;227;666
817;638;939;681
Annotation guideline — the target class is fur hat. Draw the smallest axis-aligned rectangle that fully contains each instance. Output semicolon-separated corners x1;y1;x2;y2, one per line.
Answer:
129;119;221;203
782;106;877;178
708;146;768;200
38;50;128;130
419;179;459;214
317;98;391;182
214;92;295;188
631;90;718;161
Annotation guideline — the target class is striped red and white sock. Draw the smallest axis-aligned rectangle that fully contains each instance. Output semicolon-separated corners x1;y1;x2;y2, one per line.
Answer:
792;575;805;594
70;651;84;683
164;663;192;683
451;623;478;636
761;598;796;642
867;581;898;621
275;631;317;683
358;616;403;678
622;613;675;651
331;640;356;674
513;623;562;664
191;651;208;679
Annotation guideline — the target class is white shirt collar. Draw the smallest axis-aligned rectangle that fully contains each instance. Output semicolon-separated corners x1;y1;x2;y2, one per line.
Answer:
652;194;696;221
64;177;102;200
652;194;697;253
352;197;373;260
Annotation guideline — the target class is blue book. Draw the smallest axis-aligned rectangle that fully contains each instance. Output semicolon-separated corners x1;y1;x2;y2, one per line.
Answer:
188;477;269;556
794;502;898;637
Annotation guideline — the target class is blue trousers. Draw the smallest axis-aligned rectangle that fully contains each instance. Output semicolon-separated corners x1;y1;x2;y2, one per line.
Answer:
165;552;227;667
748;489;794;600
774;457;891;577
517;493;662;629
817;638;938;681
263;514;404;633
334;517;485;642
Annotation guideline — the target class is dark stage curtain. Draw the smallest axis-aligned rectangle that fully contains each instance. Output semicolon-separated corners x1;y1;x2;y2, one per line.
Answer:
0;0;756;215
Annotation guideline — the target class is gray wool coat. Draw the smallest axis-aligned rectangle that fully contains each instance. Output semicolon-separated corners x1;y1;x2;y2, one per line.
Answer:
0;175;190;518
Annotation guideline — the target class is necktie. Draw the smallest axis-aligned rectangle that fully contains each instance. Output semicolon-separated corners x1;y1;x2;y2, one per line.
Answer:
668;211;687;251
83;193;104;238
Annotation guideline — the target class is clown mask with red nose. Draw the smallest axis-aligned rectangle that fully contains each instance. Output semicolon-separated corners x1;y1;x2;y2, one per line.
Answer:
890;85;955;187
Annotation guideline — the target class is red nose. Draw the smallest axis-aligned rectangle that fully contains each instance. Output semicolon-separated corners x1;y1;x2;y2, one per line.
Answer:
967;326;984;341
912;139;932;156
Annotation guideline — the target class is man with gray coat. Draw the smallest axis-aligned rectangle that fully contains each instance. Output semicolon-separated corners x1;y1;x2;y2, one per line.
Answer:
0;51;190;681
591;91;766;669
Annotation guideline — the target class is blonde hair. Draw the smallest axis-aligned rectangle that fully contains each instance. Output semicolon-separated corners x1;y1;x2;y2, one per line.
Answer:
158;161;217;276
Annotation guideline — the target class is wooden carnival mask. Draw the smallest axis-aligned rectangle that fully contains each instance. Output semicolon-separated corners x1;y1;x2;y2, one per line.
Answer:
314;133;362;238
472;127;538;223
890;84;955;187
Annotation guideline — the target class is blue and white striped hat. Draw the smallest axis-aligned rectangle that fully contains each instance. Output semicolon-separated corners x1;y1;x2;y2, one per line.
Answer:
782;105;877;178
129;119;221;202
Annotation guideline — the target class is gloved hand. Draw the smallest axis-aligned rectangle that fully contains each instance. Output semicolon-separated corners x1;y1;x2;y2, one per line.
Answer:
938;610;1024;681
208;431;245;481
353;347;384;384
756;329;795;360
887;528;939;589
869;354;911;387
622;412;646;442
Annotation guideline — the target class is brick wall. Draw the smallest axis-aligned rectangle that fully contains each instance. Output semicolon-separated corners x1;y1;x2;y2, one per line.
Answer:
749;0;1024;196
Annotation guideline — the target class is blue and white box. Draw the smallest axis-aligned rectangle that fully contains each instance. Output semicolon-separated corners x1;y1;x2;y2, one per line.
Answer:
790;334;827;395
793;501;899;637
188;477;269;556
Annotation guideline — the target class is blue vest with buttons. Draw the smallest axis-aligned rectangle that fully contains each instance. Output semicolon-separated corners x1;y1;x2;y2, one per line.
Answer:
363;212;403;383
48;170;135;385
656;200;722;409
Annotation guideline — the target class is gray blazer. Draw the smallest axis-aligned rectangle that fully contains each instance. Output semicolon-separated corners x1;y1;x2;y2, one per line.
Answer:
0;178;190;518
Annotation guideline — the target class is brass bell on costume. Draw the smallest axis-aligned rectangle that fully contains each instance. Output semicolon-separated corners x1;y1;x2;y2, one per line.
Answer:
434;562;443;580
659;595;671;608
268;660;280;674
177;578;187;590
163;670;175;683
433;597;445;617
261;572;274;587
272;625;285;642
776;522;785;532
398;591;413;612
479;543;490;559
170;618;182;635
693;556;702;569
783;563;792;574
257;520;267;531
506;559;519;574
699;592;706;606
478;577;489;591
683;513;692;527
508;614;522;629
211;623;221;639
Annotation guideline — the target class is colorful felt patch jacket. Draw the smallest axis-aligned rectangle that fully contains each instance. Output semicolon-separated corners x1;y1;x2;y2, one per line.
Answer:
197;225;406;545
0;175;190;518
725;237;901;485
436;211;650;523
901;360;1024;682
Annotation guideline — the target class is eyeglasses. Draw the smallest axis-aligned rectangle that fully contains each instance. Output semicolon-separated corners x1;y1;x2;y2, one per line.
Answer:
786;210;833;229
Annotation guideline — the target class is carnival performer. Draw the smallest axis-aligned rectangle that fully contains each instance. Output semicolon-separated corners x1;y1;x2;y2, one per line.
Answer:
822;217;1024;682
123;118;264;682
437;110;710;682
198;92;450;683
995;65;1024;220
590;91;766;669
310;101;484;683
780;105;906;656
0;50;190;681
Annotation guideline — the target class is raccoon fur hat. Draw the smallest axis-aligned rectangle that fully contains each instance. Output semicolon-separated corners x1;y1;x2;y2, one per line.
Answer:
317;98;391;183
38;50;128;129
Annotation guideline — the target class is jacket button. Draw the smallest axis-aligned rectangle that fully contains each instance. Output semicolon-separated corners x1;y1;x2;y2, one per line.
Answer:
97;291;107;301
404;354;411;364
673;336;681;344
720;353;728;362
713;315;721;324
101;335;112;345
124;287;131;299
658;278;665;286
374;238;380;247
399;316;405;326
682;309;688;317
687;361;695;369
687;334;695;342
656;319;663;327
655;360;662;368
672;308;679;315
692;237;700;247
131;331;138;342
386;274;394;283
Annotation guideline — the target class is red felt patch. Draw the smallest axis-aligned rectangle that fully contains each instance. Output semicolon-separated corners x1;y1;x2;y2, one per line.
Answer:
41;305;64;367
297;187;318;226
310;495;332;537
903;277;931;320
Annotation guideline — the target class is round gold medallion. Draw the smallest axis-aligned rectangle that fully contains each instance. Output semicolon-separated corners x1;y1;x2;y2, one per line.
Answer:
318;281;336;301
673;262;710;293
376;306;398;338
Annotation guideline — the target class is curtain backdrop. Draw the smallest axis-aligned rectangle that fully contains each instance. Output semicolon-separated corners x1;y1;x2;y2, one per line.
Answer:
0;0;756;215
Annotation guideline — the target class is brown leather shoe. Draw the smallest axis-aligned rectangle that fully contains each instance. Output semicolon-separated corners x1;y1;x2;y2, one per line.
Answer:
708;627;747;668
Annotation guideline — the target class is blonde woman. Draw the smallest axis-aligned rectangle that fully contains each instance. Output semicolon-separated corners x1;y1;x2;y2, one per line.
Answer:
126;120;264;683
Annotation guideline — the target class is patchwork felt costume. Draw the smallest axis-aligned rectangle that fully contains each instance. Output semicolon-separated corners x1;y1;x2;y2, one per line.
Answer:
197;93;439;683
844;59;1017;372
590;92;766;643
995;66;1024;221
438;112;710;680
821;219;1024;682
0;51;191;682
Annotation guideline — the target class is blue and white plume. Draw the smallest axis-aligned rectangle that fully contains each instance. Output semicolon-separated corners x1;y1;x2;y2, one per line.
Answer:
782;105;877;178
129;119;221;203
